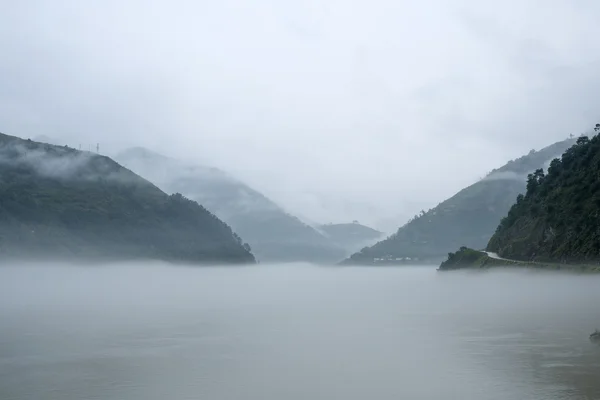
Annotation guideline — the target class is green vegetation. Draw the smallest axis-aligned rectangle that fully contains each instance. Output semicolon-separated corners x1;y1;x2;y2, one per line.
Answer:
343;138;575;265
0;133;255;264
438;247;489;270
438;247;600;272
487;126;600;265
115;148;346;263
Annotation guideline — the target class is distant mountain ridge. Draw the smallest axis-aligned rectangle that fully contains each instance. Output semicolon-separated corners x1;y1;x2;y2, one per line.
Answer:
0;133;255;264
318;222;383;252
342;137;577;265
114;147;346;263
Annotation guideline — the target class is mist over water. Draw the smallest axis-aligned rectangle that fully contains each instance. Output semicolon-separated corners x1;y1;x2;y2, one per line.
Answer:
1;264;600;400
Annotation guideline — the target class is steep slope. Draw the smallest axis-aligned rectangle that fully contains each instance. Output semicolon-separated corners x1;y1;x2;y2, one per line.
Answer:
343;138;576;265
114;148;346;263
318;222;383;252
487;129;600;263
0;133;255;264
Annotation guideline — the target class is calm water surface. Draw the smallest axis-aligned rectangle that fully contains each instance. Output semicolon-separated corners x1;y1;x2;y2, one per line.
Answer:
1;264;599;400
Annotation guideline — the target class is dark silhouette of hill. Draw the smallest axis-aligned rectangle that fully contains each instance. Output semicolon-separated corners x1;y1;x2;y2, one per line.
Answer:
488;127;600;263
0;133;255;264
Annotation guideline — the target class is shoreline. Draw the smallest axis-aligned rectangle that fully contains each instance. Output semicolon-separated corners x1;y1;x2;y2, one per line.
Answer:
438;249;600;273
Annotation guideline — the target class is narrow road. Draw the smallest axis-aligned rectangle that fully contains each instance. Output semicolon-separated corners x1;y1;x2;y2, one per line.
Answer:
484;251;598;270
484;251;511;261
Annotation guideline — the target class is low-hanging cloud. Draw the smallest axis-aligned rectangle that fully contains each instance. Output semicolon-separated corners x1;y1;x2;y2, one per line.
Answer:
482;171;528;182
114;148;287;218
1;0;599;229
0;142;92;178
0;140;145;185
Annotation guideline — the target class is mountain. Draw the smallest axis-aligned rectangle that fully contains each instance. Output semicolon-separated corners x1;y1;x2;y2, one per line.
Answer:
33;135;62;145
114;148;346;263
487;128;600;263
342;137;577;265
318;222;383;252
0;133;255;264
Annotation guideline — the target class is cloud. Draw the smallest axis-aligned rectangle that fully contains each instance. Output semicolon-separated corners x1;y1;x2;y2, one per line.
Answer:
0;0;599;229
0;139;141;185
482;171;528;182
0;141;92;178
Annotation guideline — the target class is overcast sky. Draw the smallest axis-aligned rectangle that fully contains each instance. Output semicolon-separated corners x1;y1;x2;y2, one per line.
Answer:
1;0;599;231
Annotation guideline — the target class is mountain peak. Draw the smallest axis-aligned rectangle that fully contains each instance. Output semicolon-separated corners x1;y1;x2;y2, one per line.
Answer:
342;137;577;265
0;133;255;264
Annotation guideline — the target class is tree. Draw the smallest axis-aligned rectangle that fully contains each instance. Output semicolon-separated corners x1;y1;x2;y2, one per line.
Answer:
516;194;525;204
526;169;545;194
488;124;600;264
233;233;242;244
548;158;562;176
576;136;589;146
533;168;545;180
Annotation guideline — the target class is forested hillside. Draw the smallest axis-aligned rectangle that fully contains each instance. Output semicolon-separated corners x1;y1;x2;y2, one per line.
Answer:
487;126;600;263
343;138;576;265
0;133;255;264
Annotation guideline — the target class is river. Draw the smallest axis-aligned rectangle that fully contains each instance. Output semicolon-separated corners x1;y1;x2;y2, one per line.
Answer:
1;263;599;400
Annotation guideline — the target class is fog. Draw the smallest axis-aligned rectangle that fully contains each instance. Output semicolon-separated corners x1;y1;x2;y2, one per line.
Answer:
2;142;90;179
0;139;149;186
2;1;600;228
4;2;600;397
2;263;600;399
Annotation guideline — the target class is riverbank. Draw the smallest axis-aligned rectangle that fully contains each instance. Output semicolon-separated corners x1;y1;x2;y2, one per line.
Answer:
438;247;600;273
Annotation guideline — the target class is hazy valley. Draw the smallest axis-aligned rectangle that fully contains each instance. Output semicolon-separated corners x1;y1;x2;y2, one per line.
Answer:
2;1;600;398
3;128;600;269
